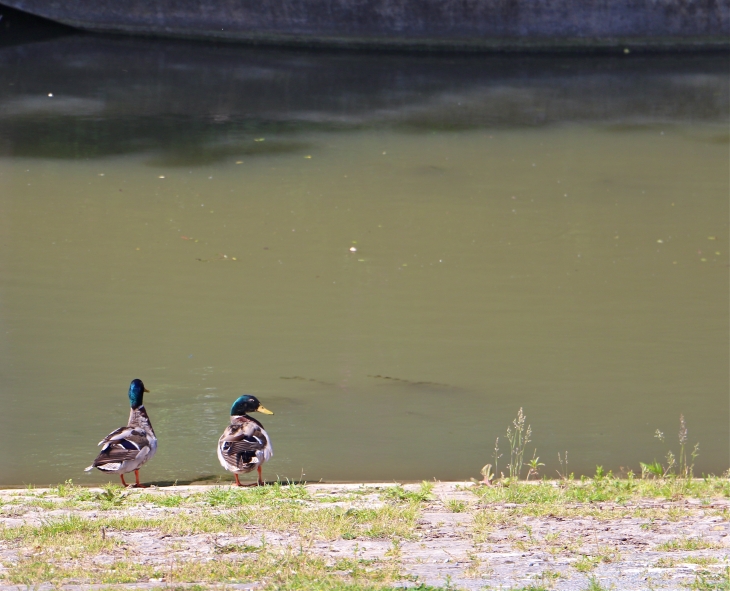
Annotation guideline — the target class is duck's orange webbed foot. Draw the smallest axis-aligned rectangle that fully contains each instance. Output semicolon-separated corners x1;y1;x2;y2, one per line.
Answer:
130;469;148;488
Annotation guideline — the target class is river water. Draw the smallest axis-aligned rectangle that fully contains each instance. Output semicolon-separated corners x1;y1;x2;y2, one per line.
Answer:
0;30;727;485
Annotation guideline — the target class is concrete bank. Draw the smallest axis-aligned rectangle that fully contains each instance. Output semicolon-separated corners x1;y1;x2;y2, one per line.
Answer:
1;0;729;51
1;482;729;590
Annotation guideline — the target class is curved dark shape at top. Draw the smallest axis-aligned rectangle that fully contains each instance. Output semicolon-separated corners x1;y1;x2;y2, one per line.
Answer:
1;0;729;50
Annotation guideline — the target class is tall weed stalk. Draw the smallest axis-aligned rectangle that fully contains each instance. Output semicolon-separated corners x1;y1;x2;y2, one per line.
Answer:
506;408;533;480
641;414;699;480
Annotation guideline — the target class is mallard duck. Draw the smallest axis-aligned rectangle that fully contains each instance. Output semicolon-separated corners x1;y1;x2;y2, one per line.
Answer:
85;379;157;487
217;395;274;486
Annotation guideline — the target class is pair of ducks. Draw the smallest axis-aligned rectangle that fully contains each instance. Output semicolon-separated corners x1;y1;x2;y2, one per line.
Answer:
85;379;274;487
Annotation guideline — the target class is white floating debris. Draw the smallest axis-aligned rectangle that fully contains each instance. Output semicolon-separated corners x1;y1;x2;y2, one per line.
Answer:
349;247;357;252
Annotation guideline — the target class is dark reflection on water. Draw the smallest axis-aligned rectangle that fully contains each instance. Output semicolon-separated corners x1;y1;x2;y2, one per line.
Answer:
0;34;727;163
0;4;74;48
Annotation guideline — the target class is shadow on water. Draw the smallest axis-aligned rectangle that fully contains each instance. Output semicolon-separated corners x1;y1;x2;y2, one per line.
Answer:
0;4;76;48
0;31;727;165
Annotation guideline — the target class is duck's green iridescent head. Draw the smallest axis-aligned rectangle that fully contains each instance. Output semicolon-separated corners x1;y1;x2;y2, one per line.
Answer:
231;395;274;416
128;379;149;409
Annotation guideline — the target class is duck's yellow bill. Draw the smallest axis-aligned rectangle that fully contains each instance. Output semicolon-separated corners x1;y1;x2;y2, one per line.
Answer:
144;388;150;393
257;405;274;415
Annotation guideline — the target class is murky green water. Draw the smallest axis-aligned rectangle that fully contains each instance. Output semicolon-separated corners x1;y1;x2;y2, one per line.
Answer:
0;32;727;485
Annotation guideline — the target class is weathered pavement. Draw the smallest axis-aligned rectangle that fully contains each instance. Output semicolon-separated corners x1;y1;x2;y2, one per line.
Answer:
1;482;729;590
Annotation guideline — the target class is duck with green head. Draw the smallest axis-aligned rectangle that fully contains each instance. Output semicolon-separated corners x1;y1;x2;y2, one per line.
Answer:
85;379;157;487
217;395;274;486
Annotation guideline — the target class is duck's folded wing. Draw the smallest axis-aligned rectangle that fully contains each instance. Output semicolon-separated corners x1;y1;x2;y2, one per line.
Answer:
88;435;151;470
220;422;268;445
94;443;142;464
97;426;139;446
219;424;267;469
222;439;265;453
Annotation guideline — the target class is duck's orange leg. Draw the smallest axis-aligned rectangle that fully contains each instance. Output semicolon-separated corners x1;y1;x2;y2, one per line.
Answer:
257;465;264;486
234;473;243;487
133;470;147;488
120;474;128;487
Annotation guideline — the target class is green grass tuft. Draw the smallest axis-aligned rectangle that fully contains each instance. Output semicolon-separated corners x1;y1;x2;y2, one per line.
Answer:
657;537;721;551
